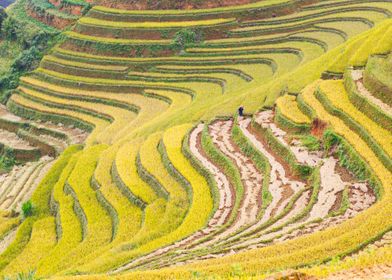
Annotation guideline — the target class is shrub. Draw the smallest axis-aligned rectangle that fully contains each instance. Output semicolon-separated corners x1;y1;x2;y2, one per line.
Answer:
0;7;6;26
21;200;33;218
1;17;18;41
11;47;43;74
323;129;339;152
26;31;54;52
0;45;44;104
172;28;201;49
0;147;16;171
0;13;58;103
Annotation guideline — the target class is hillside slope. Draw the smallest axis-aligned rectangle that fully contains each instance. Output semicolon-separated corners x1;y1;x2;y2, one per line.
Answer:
0;0;390;279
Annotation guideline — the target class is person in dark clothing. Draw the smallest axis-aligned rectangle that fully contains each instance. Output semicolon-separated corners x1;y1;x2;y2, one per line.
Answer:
238;106;244;117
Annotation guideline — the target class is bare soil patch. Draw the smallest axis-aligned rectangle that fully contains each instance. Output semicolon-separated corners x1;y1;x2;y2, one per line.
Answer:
93;0;261;10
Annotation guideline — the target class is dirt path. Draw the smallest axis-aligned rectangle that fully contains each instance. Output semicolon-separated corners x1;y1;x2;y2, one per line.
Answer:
210;120;262;223
228;189;311;251
164;182;376;268
188;124;233;234
0;229;17;255
190;119;264;248
323;264;392;280
33;121;88;145
0;157;54;212
0;104;88;145
256;110;322;166
225;117;304;242
0;162;39;210
220;112;375;251
0;129;35;150
197;179;375;255
0;167;25;206
253;110;367;220
12;158;54;212
0;105;22;122
351;70;392;115
308;157;346;220
254;110;374;219
275;183;375;242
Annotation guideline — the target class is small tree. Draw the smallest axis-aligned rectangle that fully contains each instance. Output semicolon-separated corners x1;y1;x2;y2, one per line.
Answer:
173;28;198;49
0;7;6;31
11;46;43;73
22;200;33;218
1;17;17;41
0;147;16;171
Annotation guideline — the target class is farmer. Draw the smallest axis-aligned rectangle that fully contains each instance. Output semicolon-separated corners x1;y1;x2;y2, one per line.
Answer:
238;106;244;117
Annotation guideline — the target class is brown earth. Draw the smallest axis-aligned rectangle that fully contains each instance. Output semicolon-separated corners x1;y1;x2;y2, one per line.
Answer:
27;8;75;29
323;264;392;280
48;0;84;15
88;0;261;10
311;118;328;138
60;41;175;58
328;190;343;213
268;271;318;280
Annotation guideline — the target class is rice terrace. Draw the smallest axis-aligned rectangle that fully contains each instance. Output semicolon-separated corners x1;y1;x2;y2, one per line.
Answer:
0;0;390;279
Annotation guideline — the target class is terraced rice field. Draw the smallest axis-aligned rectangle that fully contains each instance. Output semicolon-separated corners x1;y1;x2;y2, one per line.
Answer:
0;0;391;279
